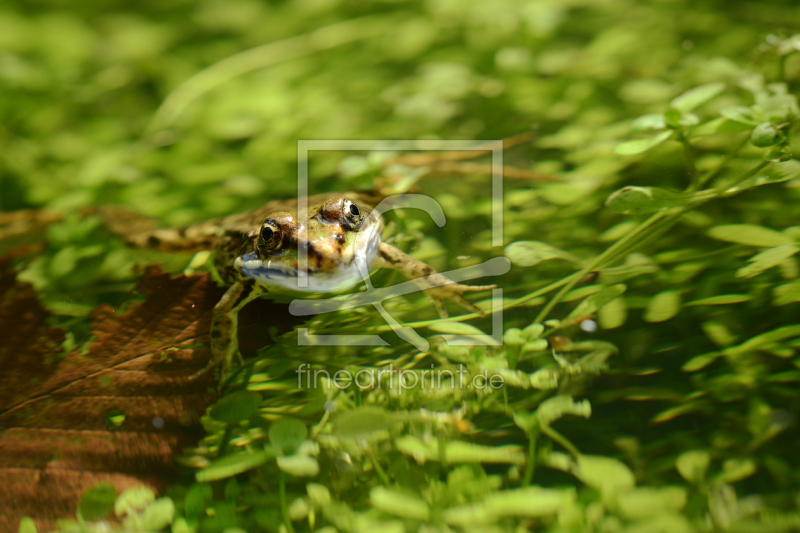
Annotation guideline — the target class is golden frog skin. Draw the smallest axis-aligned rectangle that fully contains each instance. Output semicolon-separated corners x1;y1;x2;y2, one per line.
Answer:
103;192;494;388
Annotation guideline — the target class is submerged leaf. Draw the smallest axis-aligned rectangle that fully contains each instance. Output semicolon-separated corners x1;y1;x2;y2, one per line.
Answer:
17;518;37;533
396;436;525;464
537;395;592;426
774;280;800;305
598;296;627;329
134;498;175;532
684;294;752;306
613;130;673;155
706;224;795;247
616;486;687;520
505;240;581;267
606;186;711;215
370;488;430;521
442;487;575;526
670;82;725;112
630;113;667;132
333;406;401;438
78;483;117;521
675;450;710;483
736;245;799;278
115;487;155;517
276;455;320;477
196;451;275;482
573;455;636;495
723;325;800;358
268;418;308;454
210;391;263;425
566;284;626;322
643;290;681;323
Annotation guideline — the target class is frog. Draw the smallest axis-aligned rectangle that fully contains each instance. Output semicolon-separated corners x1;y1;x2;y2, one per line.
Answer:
101;191;495;388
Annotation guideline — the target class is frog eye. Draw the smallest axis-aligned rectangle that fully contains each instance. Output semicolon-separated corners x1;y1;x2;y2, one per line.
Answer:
257;220;282;251
341;199;364;230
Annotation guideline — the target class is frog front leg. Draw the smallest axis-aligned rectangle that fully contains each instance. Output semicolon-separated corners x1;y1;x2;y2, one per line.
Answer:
372;242;495;317
191;279;264;389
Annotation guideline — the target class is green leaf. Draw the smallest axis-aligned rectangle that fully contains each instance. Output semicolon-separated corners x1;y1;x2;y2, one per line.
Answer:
565;284;626;322
736;245;799;278
395;436;525;464
196;451;275;482
676;450;710;483
682;352;721;372
505;240;582;267
184;484;213;522
136;498;175;532
706;224;795;247
78;483;117;521
268;417;308;454
442;487;575;526
306;483;332;507
750;122;780;147
536;395;592;426
616;487;687;521
573;455;636;495
17;518;37;533
522;323;545;340
333;406;401;438
690;117;753;136
720;105;760;125
606;186;711;215
276;454;320;477
114;486;155;517
702;320;736;347
370;487;430;521
774;280;800;306
684;294;752;306
209;390;263;424
723;325;800;358
670;82;725;112
726;159;800;192
644;291;681;323
598;296;627;329
630;113;666;132
717;458;756;483
613;130;673;155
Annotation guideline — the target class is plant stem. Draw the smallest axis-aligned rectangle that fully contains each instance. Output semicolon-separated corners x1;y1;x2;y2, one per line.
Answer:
778;55;787;81
279;471;295;533
522;428;539;486
678;133;700;191
533;210;670;324
541;425;581;459
534;159;771;325
697;134;749;189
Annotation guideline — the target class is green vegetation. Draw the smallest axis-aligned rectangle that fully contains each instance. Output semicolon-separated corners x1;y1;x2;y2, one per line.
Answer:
5;0;800;532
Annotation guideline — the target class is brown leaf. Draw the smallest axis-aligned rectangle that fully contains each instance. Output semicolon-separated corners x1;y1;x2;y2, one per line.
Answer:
0;260;290;531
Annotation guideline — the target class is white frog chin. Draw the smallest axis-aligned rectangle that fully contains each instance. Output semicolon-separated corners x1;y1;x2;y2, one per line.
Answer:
234;224;381;293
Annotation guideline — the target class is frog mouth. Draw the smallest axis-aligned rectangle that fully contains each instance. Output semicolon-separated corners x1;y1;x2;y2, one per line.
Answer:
235;222;382;293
